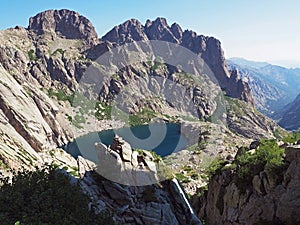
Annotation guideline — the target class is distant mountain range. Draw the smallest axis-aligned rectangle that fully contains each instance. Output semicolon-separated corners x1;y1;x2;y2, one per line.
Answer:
278;93;300;131
227;57;300;120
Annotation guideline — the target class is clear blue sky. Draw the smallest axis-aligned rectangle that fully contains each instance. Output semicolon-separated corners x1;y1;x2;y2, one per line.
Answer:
1;0;300;67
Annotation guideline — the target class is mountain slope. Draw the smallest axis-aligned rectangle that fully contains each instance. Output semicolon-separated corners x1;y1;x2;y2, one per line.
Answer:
278;93;300;131
227;58;300;117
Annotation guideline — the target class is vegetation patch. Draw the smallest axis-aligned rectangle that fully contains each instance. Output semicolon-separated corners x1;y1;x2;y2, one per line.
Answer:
282;132;300;144
129;107;156;126
28;49;38;61
175;173;190;183
0;165;115;225
47;88;74;104
51;48;65;56
233;139;285;192
205;156;225;180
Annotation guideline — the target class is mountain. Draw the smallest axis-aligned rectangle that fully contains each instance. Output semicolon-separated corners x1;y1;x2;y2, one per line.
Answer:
228;57;269;68
227;57;300;118
100;18;254;105
0;9;288;224
278;93;300;131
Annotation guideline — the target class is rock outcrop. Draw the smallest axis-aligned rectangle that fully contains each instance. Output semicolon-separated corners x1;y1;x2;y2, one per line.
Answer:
193;144;300;225
28;9;99;46
95;135;159;186
78;136;202;225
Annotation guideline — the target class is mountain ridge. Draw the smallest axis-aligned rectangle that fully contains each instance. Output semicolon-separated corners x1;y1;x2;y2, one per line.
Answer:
227;58;300;119
101;17;254;105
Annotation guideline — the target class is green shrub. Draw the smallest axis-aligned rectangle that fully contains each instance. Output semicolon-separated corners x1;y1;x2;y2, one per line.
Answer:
149;150;162;163
129;107;156;126
282;132;300;143
175;173;190;183
205;157;225;180
234;140;285;192
0;165;115;225
28;49;37;61
47;88;74;104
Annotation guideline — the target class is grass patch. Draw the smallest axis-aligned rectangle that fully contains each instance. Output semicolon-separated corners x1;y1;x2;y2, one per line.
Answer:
47;88;74;104
175;173;190;183
282;132;300;144
129;107;156;126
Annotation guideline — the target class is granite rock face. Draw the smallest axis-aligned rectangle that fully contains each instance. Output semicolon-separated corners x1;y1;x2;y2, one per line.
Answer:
193;144;300;225
28;9;99;46
78;137;202;225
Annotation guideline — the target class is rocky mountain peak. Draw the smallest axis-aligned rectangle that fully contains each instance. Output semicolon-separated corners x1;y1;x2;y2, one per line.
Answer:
100;17;254;104
28;9;99;45
102;18;147;44
144;17;178;43
170;23;183;40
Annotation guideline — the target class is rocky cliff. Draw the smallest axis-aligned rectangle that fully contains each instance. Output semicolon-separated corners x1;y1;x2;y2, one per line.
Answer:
76;136;202;225
193;142;300;225
28;9;99;46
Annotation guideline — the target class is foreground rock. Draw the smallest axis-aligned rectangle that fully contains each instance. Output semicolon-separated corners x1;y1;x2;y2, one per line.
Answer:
193;145;300;225
78;136;202;225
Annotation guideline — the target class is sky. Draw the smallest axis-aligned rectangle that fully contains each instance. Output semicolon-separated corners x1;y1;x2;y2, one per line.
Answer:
0;0;300;68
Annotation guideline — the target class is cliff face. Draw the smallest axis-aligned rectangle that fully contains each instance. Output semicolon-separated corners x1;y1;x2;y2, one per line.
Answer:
28;9;99;46
102;18;254;105
76;136;202;225
193;144;300;225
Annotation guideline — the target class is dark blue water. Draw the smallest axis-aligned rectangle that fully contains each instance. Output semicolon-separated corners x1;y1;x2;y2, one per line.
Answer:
64;123;188;163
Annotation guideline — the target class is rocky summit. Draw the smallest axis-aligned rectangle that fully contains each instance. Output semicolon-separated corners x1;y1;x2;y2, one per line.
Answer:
0;8;295;225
